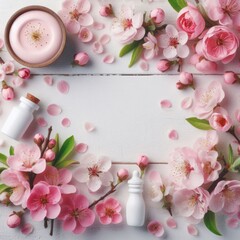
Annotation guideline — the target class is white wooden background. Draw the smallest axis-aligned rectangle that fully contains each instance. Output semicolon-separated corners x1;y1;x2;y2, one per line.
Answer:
0;0;240;239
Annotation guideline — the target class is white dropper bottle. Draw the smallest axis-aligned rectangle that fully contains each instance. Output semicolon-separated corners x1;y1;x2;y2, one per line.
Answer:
1;93;40;140
126;170;145;226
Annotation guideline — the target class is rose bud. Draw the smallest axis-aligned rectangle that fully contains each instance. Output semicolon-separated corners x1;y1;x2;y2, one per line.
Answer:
137;155;149;171
99;4;113;17
1;81;14;101
48;139;56;149
157;59;171;72
224;71;239;84
34;133;44;146
74;52;89;66
150;8;165;24
179;71;193;85
176;81;185;90
44;149;56;162
18;68;31;80
7;212;21;228
117;168;129;182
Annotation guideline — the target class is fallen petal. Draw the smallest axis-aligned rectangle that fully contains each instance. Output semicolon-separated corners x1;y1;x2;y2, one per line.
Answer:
21;223;34;235
160;99;172;108
75;143;88;153
12;77;24;87
99;34;111;45
62;118;71;127
140;61;149;71
181;97;193;109
103;55;115;64
57;80;69;94
36;117;48;127
44;76;53;85
93;21;105;30
166;217;177;229
168;130;178;140
84;122;95;132
187;224;198;236
47;104;62;116
226;217;239;229
92;41;104;54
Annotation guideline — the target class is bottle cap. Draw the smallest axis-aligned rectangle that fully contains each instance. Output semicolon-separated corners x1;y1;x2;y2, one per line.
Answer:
26;93;40;104
128;170;143;185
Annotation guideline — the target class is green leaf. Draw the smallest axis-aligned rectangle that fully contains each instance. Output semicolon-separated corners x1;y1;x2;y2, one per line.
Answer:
0;153;7;166
168;0;183;12
186;117;213;130
55;159;79;169
204;211;222;236
228;144;234;165
0;167;6;173
0;184;11;194
230;157;240;172
128;44;143;68
119;41;140;57
53;136;75;168
9;146;14;156
177;0;187;8
52;134;59;156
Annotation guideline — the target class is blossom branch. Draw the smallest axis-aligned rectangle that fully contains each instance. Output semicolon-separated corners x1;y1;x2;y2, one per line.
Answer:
40;126;53;157
228;127;240;144
50;219;54;236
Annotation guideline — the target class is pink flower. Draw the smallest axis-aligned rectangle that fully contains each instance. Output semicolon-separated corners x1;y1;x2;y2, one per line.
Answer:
224;71;239;84
209;107;232;132
43;149;56;162
158;24;189;59
150;8;165;24
156;59;171;72
111;6;145;44
117;168;129;182
0;70;6;81
137;155;149;171
209;180;240;215
1;82;14;101
169;147;204;189
7;212;22;228
142;32;159;60
34;165;76;194
74;52;89;66
95;198;122;224
58;0;93;34
198;150;221;183
201;26;239;64
27;182;61;221
147;220;165;237
2;61;15;74
74;154;113;192
1;169;30;208
33;133;44;146
18;68;31;80
99;4;113;17
190;54;217;73
7;143;46;174
173;187;210;221
179;71;193;85
78;27;93;42
177;3;205;40
58;193;95;234
192;80;225;119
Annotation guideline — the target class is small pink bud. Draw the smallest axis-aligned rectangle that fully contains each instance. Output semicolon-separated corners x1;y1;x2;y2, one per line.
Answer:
117;168;129;182
137;155;149;171
34;133;44;146
7;212;21;228
150;8;165;24
74;52;89;66
179;71;193;85
18;68;31;80
99;4;113;17
1;81;14;101
176;81;185;90
157;59;171;72
44;149;56;162
48;139;56;149
224;71;238;84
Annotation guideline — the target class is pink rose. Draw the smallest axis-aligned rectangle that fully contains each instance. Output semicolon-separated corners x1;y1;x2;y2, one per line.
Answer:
201;26;239;64
209;107;232;132
18;68;31;80
74;52;89;66
177;3;205;40
224;71;239;84
157;59;171;72
117;168;129;182
150;8;165;24
179;71;193;85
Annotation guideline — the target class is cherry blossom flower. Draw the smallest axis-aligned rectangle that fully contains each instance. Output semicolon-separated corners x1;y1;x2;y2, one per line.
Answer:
58;193;95;234
209;180;240;215
158;24;189;59
27;182;61;221
173;187;210;221
34;165;76;194
58;0;94;34
192;80;225;119
1;169;30;208
111;5;145;44
95;198;122;224
2;61;15;74
74;154;113;192
78;27;93;42
169;147;203;189
142;32;159;60
147;220;165;237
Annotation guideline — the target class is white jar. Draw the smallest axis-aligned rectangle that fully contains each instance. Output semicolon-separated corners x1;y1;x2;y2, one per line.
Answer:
126;170;145;226
1;93;40;140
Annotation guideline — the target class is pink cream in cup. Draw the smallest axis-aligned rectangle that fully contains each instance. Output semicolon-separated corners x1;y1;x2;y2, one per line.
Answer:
5;6;66;68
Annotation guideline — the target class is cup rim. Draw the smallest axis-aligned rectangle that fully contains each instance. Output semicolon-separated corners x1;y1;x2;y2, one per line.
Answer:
4;5;66;68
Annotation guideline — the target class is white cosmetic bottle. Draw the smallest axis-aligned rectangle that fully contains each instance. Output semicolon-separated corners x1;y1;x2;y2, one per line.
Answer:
126;170;145;226
1;93;40;140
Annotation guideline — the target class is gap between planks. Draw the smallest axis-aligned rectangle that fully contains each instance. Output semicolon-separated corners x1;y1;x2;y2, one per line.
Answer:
112;162;168;165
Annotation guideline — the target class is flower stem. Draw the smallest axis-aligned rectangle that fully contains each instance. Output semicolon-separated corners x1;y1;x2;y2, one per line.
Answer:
50;219;54;236
40;126;53;157
228;127;240;144
207;168;228;193
44;217;48;228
